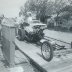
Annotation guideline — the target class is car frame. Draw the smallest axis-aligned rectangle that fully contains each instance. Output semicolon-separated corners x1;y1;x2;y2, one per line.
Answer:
17;21;54;62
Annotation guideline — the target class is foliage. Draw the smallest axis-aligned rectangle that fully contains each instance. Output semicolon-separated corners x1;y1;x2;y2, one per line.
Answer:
60;5;72;13
0;14;4;24
19;0;70;23
55;5;72;21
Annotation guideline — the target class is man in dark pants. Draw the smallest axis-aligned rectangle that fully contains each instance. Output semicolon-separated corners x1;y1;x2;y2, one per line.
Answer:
18;23;26;41
0;24;1;41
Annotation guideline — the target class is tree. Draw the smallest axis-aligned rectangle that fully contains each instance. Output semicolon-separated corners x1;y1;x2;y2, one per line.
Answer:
68;0;72;4
53;0;67;26
58;5;72;21
19;0;48;22
0;14;4;24
19;0;68;24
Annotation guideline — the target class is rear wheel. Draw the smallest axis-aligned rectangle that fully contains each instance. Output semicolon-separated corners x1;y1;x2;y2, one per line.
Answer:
41;41;53;61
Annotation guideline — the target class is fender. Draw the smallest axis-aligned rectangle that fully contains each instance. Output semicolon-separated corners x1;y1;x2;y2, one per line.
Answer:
40;39;56;45
40;39;48;43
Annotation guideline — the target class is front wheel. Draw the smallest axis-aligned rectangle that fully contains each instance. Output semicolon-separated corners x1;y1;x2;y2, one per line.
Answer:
41;41;53;61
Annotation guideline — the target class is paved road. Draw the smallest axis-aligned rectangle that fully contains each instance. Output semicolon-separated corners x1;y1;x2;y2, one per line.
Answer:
44;29;72;44
43;29;72;48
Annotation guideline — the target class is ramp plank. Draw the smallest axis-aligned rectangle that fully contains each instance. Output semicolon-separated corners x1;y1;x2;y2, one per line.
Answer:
14;38;72;72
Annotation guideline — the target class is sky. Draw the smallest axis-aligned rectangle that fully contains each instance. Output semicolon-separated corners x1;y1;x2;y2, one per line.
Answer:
0;0;69;18
0;0;27;18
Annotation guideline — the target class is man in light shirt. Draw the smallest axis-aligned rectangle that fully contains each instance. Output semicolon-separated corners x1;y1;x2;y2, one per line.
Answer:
27;13;33;23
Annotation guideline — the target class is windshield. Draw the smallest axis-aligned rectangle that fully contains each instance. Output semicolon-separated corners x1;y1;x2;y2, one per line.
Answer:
33;25;41;29
32;20;40;23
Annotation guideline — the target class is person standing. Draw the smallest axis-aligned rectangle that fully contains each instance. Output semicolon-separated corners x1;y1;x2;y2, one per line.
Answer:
0;24;1;41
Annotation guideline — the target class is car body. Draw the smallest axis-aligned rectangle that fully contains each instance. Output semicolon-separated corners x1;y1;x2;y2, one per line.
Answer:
18;20;47;42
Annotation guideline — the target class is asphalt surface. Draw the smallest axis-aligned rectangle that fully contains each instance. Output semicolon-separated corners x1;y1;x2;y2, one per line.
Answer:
44;29;72;44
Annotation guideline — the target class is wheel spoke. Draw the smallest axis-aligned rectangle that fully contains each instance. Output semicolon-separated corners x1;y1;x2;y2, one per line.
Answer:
42;43;50;59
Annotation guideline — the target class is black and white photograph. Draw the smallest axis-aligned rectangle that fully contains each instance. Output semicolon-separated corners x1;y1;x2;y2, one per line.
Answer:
0;0;72;72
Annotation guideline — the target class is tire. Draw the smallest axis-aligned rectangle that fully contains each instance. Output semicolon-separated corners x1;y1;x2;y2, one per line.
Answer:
41;41;53;61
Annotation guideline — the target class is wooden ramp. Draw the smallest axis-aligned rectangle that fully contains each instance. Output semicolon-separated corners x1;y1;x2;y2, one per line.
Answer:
14;38;72;72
